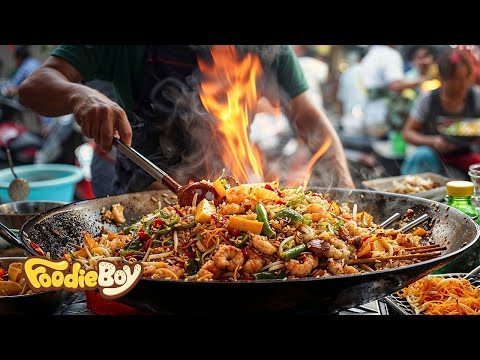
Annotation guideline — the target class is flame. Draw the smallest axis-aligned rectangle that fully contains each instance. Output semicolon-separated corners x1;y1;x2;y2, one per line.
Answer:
198;45;264;183
301;137;332;189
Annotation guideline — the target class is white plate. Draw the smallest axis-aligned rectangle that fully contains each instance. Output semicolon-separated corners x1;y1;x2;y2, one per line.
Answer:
361;172;454;201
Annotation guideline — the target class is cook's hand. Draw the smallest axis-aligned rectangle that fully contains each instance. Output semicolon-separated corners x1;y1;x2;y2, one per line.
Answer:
72;91;132;152
431;135;460;154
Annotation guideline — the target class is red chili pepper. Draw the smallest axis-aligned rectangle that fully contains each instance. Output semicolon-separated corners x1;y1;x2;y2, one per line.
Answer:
311;192;324;198
144;239;152;250
228;229;241;236
344;215;352;220
189;179;195;184
185;248;196;258
138;228;150;241
362;235;372;242
276;200;286;205
241;247;249;259
30;241;45;256
174;207;184;217
265;184;284;198
404;209;414;217
244;204;251;211
152;218;164;228
0;269;5;278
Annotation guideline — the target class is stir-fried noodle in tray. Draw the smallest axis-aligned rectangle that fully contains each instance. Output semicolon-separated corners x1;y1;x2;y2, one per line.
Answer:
63;179;436;282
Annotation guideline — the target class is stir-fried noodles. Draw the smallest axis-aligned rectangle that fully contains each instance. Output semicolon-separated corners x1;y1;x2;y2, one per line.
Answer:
64;180;433;281
396;276;480;315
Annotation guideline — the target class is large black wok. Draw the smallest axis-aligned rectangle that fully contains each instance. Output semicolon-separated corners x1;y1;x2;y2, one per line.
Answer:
0;188;479;315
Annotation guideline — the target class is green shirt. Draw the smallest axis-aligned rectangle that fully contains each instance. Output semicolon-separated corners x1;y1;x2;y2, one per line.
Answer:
51;45;308;112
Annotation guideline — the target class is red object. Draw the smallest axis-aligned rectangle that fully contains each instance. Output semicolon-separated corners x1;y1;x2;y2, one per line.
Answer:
137;228;150;241
441;152;480;174
85;290;149;315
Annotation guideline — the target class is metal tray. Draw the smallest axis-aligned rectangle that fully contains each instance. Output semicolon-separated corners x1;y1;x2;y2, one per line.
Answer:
385;273;480;315
361;172;453;201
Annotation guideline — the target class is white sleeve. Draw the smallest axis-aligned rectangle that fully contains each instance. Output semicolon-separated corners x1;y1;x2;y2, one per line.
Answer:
383;51;405;84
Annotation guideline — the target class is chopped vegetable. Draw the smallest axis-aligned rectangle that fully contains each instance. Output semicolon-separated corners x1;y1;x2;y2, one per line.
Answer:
255;203;276;238
195;198;217;223
228;216;263;234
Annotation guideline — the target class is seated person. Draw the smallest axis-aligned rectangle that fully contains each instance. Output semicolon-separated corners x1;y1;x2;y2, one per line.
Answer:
401;48;480;177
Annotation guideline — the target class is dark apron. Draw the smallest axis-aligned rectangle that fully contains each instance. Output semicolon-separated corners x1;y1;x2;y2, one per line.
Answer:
113;46;207;194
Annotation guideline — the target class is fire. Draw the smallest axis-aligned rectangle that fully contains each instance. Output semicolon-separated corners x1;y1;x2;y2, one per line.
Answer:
197;45;332;189
198;45;264;183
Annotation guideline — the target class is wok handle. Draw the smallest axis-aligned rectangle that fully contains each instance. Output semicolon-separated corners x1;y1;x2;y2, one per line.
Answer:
0;221;37;256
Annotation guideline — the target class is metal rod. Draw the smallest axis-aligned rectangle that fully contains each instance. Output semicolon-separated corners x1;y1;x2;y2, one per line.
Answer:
398;213;430;233
379;212;401;228
113;137;181;193
6;148;18;179
464;263;480;279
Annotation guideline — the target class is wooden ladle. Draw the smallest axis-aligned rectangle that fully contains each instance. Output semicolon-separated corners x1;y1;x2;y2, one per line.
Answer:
113;137;221;207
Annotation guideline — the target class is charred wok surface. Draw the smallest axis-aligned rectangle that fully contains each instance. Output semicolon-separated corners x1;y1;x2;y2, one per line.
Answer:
19;188;480;315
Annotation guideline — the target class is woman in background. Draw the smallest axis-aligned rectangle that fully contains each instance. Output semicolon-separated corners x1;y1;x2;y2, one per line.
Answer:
401;47;480;177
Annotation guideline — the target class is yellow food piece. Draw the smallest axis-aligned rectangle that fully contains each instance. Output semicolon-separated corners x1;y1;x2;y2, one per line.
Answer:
112;203;126;224
228;216;263;234
195;198;216;223
0;280;22;296
212;179;227;197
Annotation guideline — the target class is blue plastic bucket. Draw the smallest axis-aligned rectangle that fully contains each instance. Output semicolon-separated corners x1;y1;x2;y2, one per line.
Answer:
0;164;84;203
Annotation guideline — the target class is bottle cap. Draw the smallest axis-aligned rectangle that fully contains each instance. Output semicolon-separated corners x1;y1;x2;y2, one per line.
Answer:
446;180;474;197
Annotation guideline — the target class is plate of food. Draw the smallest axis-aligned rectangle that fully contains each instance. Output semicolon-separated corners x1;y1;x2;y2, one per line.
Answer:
361;172;453;201
385;271;480;315
437;116;480;145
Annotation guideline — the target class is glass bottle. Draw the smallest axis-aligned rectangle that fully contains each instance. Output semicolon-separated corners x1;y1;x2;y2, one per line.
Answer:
434;180;480;274
445;180;479;222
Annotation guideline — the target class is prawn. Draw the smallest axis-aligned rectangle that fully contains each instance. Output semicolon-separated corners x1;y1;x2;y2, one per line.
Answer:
197;260;222;280
243;248;264;275
286;253;318;277
213;245;244;271
251;234;276;255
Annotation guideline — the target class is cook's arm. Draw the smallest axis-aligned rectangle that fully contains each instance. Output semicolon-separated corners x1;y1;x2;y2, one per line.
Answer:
287;92;355;189
18;56;131;152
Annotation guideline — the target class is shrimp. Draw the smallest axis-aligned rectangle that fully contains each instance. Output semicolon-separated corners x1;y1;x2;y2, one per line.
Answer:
251;234;276;255
213;245;244;271
243;248;264;275
197;260;222;280
219;203;246;215
286;253;318;277
326;258;346;275
151;264;185;280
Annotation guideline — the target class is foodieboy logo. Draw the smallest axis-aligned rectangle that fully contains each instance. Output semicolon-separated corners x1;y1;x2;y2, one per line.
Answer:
22;257;143;299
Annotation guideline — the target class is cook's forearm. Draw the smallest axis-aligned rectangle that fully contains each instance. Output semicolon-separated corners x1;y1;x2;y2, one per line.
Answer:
18;67;91;117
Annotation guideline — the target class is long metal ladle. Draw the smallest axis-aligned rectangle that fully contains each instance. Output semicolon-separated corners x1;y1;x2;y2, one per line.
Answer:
6;148;30;201
112;137;221;207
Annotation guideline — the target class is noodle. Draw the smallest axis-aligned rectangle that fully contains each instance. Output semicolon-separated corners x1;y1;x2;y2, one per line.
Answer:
396;276;480;315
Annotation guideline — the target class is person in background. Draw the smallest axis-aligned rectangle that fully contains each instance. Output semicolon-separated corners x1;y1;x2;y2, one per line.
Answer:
18;45;355;194
336;47;367;135
0;46;40;98
293;45;329;111
360;45;432;138
401;48;480;177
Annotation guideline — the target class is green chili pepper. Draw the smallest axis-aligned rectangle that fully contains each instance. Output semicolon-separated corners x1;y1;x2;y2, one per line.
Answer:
283;243;308;260
119;249;144;257
255;203;276;238
273;208;304;225
253;271;286;280
154;227;173;235
174;215;197;230
233;234;249;248
124;236;143;251
165;213;180;226
151;239;164;248
122;224;137;235
286;194;305;207
186;258;199;276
